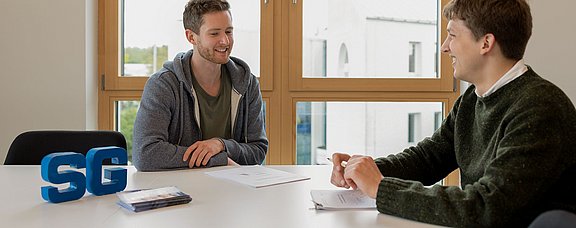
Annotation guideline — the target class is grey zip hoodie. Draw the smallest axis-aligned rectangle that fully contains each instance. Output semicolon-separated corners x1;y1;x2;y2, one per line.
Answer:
132;49;268;171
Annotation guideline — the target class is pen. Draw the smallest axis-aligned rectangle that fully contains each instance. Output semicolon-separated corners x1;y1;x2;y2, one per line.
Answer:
326;157;347;168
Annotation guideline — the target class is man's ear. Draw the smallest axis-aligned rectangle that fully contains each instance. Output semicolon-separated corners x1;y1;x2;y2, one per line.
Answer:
185;29;197;45
480;33;496;55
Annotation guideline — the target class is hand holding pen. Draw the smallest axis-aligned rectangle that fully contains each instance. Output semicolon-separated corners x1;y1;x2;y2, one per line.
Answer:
329;153;351;188
327;157;347;168
329;153;383;199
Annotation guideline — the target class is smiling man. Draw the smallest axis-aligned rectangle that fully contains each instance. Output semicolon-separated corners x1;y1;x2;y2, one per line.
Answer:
330;0;576;227
133;0;268;171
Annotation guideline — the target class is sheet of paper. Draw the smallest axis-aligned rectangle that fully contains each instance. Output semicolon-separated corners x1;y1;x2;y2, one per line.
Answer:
205;166;310;188
310;190;376;210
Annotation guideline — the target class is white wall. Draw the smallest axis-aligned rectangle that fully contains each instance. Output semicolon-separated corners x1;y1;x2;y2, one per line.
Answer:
0;0;97;164
525;0;576;104
86;0;98;131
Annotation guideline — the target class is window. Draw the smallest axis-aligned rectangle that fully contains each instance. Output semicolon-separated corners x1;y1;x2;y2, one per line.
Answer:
100;0;461;186
434;42;439;74
303;39;327;77
297;102;441;165
408;113;422;143
120;0;261;78
434;111;443;130
408;42;422;75
99;0;270;160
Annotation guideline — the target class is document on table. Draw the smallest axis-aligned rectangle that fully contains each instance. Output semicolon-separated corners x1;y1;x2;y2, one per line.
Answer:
205;166;310;188
310;190;376;210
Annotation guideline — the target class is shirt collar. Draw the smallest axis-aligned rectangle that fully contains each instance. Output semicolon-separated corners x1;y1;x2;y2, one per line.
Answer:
477;59;528;97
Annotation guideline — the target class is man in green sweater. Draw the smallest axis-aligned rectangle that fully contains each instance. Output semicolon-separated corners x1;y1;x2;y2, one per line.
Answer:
330;0;576;227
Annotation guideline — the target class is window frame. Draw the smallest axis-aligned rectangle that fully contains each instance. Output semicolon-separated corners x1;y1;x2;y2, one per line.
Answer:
98;0;274;128
99;0;460;185
281;0;459;185
287;0;455;92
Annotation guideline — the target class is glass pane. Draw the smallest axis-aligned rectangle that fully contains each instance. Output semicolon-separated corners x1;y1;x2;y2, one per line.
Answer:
116;101;140;162
121;0;261;77
302;0;438;78
116;99;264;164
296;102;443;165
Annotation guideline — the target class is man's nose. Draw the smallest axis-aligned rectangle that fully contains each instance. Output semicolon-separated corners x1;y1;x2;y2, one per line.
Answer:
220;35;229;45
440;38;450;53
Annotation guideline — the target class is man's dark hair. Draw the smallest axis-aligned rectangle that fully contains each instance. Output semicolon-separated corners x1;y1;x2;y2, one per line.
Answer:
443;0;532;60
183;0;230;34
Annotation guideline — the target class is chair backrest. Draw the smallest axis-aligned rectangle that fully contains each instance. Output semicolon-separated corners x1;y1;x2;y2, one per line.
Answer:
528;210;576;228
4;130;127;165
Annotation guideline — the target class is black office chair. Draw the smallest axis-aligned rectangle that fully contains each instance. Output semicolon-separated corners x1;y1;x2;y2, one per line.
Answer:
4;130;127;165
528;210;576;228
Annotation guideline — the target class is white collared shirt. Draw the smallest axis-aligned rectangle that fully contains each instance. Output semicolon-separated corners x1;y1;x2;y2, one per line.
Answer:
477;59;528;97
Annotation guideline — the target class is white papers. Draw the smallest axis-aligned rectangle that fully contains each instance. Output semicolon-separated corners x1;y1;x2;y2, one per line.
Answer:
205;166;310;188
310;190;376;210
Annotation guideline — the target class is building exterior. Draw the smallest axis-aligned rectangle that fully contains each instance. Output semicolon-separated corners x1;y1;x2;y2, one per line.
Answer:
298;0;442;164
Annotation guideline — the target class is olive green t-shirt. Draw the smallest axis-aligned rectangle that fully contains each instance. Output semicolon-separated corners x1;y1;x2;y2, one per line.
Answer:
191;66;232;140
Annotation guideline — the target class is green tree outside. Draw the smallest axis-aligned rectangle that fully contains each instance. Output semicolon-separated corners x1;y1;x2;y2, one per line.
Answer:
119;101;139;162
124;45;169;75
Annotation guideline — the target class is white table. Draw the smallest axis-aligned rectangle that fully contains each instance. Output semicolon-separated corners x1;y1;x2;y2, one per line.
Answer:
0;165;443;228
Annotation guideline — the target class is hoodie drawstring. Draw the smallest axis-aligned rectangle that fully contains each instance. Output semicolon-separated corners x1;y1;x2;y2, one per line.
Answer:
177;82;184;145
243;76;251;143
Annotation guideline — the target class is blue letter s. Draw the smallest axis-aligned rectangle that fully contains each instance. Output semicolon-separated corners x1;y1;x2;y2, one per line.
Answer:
41;152;86;203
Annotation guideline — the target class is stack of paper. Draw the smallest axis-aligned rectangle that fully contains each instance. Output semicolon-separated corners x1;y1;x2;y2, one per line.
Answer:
116;186;192;212
310;190;376;210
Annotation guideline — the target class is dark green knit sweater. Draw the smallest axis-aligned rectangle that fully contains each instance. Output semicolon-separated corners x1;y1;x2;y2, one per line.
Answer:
374;68;576;227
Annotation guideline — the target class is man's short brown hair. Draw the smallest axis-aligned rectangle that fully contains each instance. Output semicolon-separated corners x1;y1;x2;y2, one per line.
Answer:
183;0;230;34
443;0;532;60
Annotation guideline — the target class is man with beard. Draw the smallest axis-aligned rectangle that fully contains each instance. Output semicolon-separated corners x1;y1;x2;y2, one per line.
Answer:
133;0;267;171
